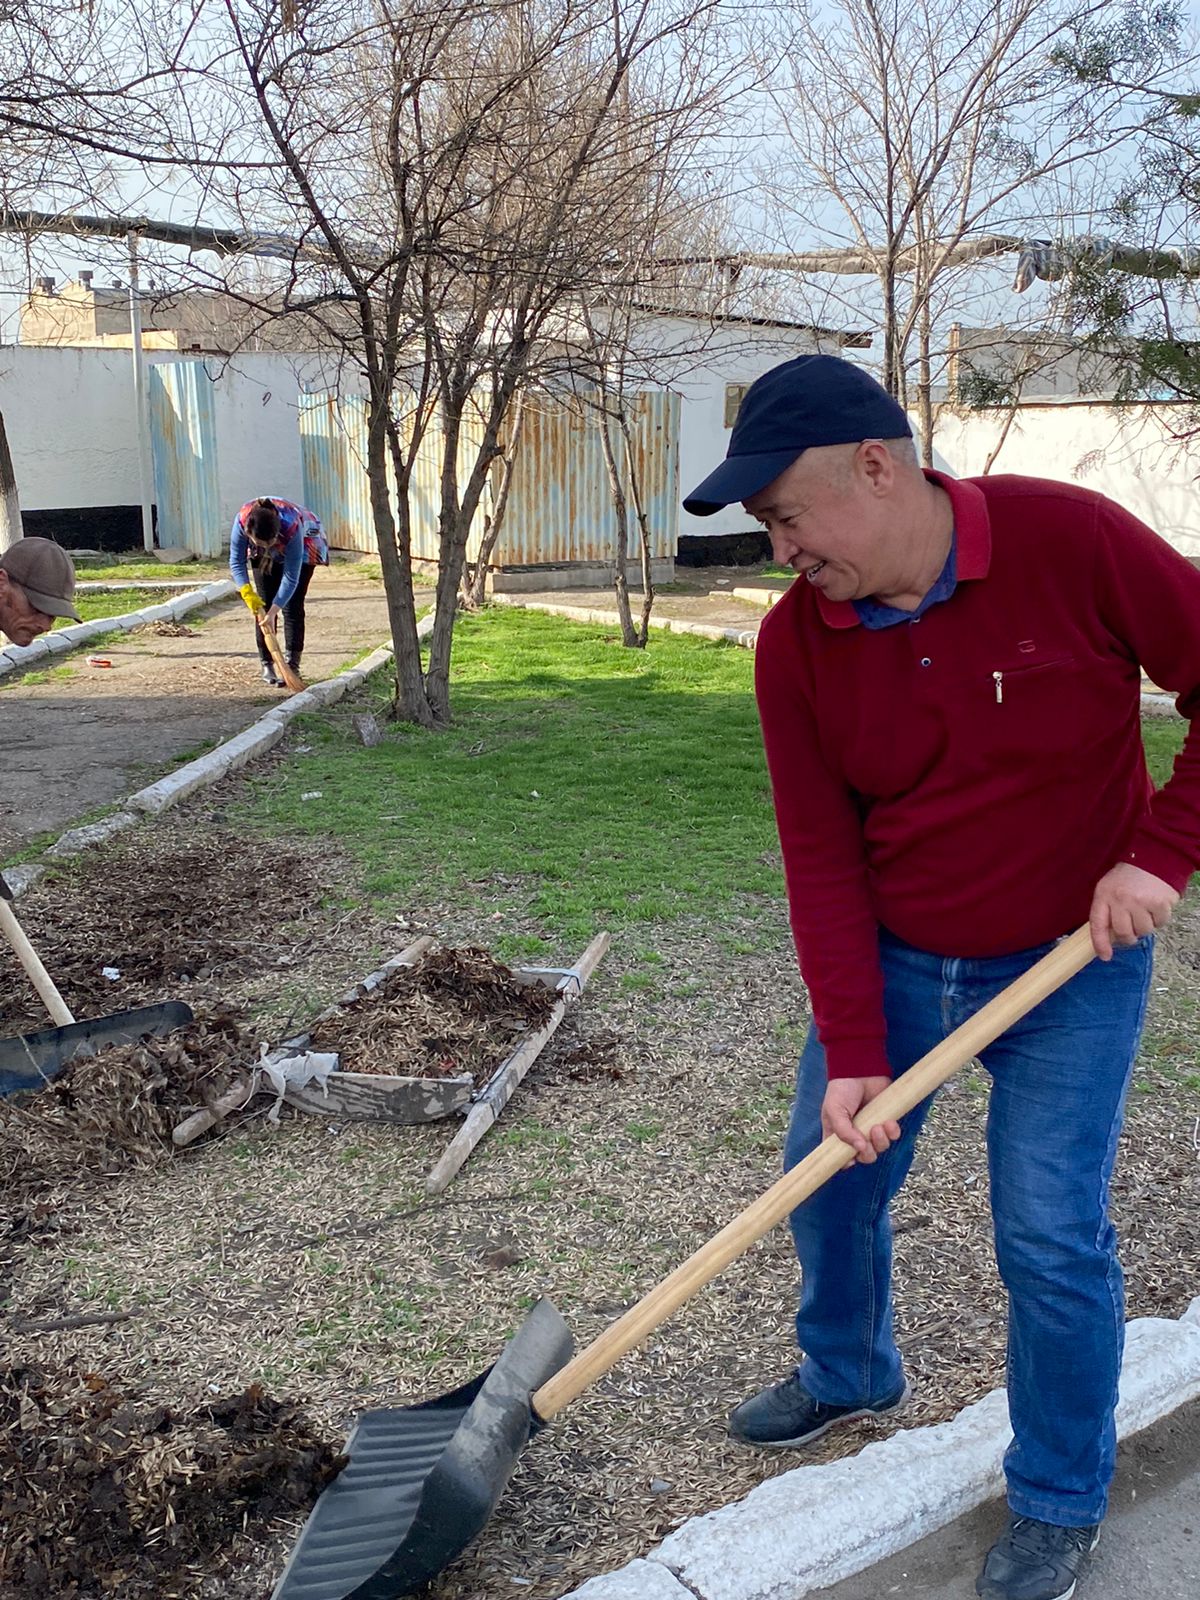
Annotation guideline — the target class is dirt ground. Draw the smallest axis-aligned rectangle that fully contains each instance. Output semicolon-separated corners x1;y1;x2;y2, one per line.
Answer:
0;563;395;860
0;775;1196;1600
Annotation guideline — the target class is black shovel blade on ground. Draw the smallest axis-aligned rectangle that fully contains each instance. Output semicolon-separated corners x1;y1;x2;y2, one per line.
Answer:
271;1298;574;1600
269;927;1099;1600
0;1001;196;1097
0;871;195;1097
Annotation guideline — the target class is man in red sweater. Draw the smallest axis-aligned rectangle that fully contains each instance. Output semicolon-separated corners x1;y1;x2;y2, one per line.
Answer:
683;355;1200;1600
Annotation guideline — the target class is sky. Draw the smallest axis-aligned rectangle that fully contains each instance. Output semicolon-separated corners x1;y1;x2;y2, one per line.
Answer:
3;0;1199;366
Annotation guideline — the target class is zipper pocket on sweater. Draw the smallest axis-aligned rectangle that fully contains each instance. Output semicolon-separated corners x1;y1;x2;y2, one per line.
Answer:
991;657;1075;706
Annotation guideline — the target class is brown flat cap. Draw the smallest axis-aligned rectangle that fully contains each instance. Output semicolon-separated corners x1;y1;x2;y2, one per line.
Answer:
0;538;81;621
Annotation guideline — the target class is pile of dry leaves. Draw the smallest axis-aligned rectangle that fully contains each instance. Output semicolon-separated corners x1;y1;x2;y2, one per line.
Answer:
0;833;332;1037
309;945;558;1086
0;1363;342;1599
0;1012;250;1203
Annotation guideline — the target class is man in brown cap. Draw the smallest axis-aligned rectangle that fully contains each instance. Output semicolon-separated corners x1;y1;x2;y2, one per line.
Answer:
0;538;80;647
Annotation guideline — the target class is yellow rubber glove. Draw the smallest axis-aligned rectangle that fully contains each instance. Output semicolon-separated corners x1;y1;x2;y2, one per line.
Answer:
239;582;265;617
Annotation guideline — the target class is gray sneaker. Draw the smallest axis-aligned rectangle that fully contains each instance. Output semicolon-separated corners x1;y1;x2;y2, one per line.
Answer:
729;1371;910;1448
976;1516;1100;1600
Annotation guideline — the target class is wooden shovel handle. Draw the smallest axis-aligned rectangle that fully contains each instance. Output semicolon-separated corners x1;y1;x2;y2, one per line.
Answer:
532;924;1095;1420
258;617;306;693
172;1078;254;1147
0;897;75;1028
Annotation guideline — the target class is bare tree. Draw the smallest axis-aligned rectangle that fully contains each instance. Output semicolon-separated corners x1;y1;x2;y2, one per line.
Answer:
754;0;1181;460
186;0;734;724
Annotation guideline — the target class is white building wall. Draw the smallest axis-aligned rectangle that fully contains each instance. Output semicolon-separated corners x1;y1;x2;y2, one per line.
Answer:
933;400;1200;561
0;346;140;508
0;345;337;537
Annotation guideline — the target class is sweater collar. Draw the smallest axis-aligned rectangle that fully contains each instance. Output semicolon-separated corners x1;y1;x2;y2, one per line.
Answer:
815;470;992;630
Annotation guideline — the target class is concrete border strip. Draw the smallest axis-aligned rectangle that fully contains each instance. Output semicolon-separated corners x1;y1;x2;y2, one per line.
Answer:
0;579;237;682
490;594;761;651
1140;689;1179;717
565;1295;1200;1600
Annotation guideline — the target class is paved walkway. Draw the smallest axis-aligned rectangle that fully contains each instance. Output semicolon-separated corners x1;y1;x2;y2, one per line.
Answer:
818;1401;1200;1600
1;565;394;859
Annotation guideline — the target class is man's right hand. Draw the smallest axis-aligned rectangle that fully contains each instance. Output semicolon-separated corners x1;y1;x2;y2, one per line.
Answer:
821;1075;900;1164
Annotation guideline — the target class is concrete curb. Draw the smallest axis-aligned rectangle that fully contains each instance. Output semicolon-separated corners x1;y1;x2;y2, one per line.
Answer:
1141;689;1179;717
0;579;237;682
490;594;760;650
76;579;216;593
565;1296;1200;1600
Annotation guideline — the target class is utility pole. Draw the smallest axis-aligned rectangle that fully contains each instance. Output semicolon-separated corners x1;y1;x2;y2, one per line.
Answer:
126;232;156;553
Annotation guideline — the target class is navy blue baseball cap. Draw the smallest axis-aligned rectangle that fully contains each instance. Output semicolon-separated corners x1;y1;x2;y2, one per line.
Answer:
683;355;911;516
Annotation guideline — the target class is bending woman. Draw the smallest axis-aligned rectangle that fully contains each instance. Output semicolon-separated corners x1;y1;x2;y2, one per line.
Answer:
229;496;328;685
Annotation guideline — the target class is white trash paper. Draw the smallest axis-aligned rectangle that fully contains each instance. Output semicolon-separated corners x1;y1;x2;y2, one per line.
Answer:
256;1046;340;1124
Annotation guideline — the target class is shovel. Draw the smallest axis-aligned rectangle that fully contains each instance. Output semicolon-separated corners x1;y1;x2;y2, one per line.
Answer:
0;871;193;1096
271;926;1097;1600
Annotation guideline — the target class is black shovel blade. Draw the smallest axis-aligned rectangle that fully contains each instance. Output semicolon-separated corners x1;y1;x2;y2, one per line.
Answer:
272;1297;574;1600
0;1001;195;1097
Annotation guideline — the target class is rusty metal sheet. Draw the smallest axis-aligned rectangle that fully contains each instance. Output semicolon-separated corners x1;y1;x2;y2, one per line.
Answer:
296;387;679;569
147;360;222;556
499;390;678;566
299;392;376;553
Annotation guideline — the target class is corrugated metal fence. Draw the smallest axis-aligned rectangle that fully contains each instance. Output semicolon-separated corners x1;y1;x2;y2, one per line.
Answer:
299;388;679;567
148;360;222;556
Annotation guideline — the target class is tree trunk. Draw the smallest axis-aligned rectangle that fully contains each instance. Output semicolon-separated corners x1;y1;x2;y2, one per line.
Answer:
917;305;934;468
0;412;22;552
368;400;435;728
598;403;638;647
882;261;899;400
981;403;1020;474
621;412;653;646
426;515;469;724
463;388;525;608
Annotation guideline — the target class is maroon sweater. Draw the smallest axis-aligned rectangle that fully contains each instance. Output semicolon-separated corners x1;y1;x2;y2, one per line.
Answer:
755;472;1200;1080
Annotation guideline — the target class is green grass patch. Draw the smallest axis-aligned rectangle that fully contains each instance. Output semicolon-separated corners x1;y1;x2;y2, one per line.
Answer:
1;664;75;689
55;589;179;626
1142;717;1188;787
75;560;227;583
230;609;779;941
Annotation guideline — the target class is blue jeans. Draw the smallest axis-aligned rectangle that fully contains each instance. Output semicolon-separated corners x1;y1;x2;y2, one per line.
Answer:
785;929;1153;1527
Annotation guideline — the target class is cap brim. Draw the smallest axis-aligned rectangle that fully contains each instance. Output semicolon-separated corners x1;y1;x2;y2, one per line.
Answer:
23;586;81;623
682;449;804;517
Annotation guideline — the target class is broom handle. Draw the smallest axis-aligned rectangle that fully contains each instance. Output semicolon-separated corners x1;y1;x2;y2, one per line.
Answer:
533;925;1095;1420
238;583;305;692
0;898;76;1027
258;615;306;693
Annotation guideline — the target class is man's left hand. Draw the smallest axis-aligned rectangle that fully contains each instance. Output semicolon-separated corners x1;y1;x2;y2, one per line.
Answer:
1089;862;1179;960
